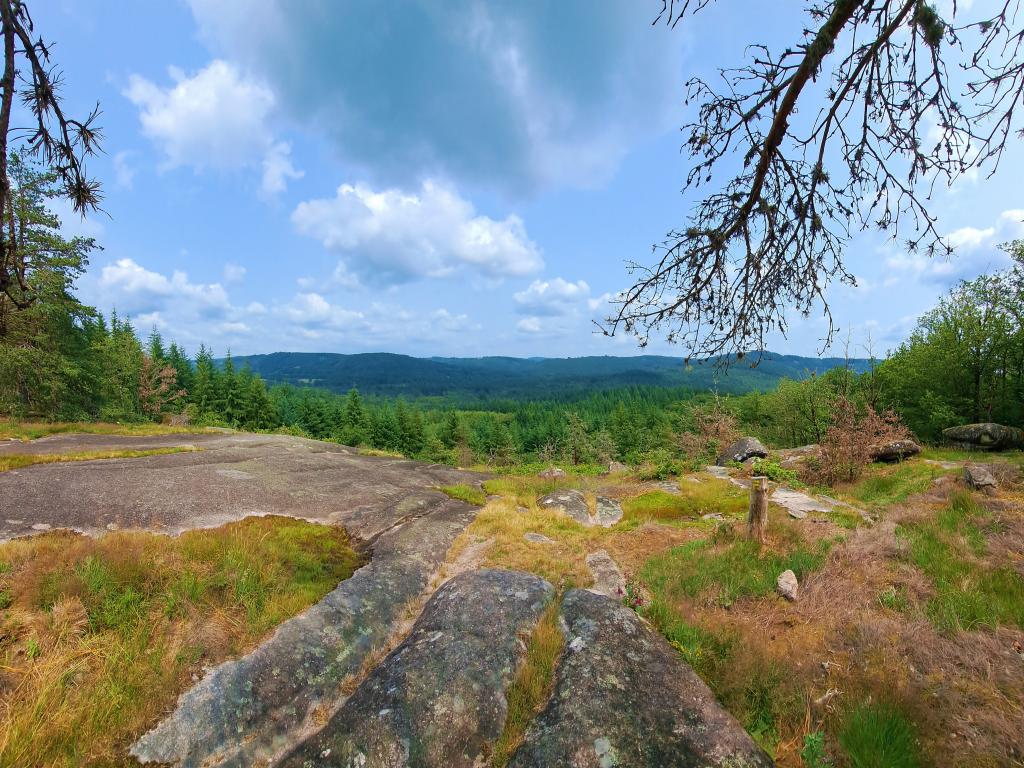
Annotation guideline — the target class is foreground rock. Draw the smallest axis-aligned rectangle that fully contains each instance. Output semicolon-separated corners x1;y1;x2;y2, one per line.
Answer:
964;464;998;492
943;423;1024;451
538;490;623;527
278;570;553;768
131;494;479;768
509;589;773;768
717;436;769;465
869;439;921;463
0;432;484;541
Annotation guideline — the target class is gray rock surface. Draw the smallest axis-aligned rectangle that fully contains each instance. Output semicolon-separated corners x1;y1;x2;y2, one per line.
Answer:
131;495;479;768
943;423;1024;450
508;589;773;768
606;460;628;474
869;439;921;462
524;532;556;544
538;466;567;479
0;432;485;541
964;464;997;491
538;489;591;525
777;570;799;601
717;437;769;466
593;496;623;527
586;550;626;598
278;569;553;768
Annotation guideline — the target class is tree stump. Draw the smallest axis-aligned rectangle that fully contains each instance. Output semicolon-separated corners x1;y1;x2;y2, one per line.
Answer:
748;476;768;544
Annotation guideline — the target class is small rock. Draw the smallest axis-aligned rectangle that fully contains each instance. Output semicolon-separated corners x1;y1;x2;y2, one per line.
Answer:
537;467;567;479
606;461;628;475
701;512;723;521
787;508;807;520
593;496;623;527
585;550;626;598
30;523;51;531
524;532;555;544
963;464;997;492
717;437;768;466
106;522;120;531
777;570;799;601
516;506;530;514
486;494;501;502
869;439;921;463
654;480;682;494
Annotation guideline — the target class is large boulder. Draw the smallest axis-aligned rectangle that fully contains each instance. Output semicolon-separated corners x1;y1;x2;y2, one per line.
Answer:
278;569;553;768
538;491;623;528
943;423;1024;451
717;437;769;466
869;439;921;463
508;589;773;767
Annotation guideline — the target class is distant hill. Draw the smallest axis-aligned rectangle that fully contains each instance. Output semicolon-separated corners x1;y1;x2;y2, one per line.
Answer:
224;351;871;401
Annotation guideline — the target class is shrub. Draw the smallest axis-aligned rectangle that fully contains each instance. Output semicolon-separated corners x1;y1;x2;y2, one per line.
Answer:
815;397;911;485
751;458;800;486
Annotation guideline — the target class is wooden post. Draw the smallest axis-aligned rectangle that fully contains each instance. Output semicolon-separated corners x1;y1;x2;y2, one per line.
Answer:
748;476;768;544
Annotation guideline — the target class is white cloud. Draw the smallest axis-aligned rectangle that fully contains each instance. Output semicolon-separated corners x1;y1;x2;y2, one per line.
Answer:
98;258;231;316
516;316;543;334
587;292;613;312
124;59;301;194
513;277;590;316
260;141;304;196
113;151;136;190
275;292;365;328
291;180;543;285
222;263;247;282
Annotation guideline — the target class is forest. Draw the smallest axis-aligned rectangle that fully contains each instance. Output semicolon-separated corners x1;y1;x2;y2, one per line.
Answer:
1;149;1022;471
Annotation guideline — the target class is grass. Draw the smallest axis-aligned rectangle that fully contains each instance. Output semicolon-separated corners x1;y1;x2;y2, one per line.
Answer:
0;447;195;473
838;700;921;768
489;596;564;767
621;480;747;524
0;516;363;767
897;492;1024;633
846;462;951;508
0;420;205;441
437;483;488;506
640;525;832;607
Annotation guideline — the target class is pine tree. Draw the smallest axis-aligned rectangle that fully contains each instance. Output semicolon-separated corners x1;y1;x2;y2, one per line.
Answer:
191;345;216;415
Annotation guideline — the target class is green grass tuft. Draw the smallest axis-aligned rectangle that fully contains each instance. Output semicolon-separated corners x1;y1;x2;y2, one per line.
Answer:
437;483;488;506
839;700;920;768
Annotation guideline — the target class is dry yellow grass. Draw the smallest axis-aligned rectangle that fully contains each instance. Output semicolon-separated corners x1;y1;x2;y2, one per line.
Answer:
0;517;363;767
0;447;196;473
0;420;208;441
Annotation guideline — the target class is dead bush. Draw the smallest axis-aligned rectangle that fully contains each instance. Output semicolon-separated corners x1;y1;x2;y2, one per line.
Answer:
812;397;911;485
677;395;740;461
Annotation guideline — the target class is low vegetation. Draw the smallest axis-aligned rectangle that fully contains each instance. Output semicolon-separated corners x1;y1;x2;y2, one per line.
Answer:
437;483;488;506
0;517;363;767
0;446;195;473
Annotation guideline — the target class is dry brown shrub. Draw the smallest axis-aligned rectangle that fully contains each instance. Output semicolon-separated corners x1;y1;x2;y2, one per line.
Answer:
49;596;89;642
677;395;740;460
812;396;911;485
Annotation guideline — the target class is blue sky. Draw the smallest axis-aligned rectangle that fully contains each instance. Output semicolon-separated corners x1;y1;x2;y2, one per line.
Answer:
39;0;1024;359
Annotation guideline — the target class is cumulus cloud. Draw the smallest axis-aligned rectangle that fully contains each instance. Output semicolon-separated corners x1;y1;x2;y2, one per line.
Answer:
98;258;231;317
513;277;590;316
222;263;247;283
124;60;301;193
186;0;682;194
887;209;1024;286
291;180;543;285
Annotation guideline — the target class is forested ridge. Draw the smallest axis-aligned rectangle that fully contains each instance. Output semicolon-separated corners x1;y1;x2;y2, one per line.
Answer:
2;154;1023;468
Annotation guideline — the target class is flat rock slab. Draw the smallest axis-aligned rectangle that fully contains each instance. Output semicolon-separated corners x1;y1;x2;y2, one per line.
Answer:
586;550;625;598
771;487;833;515
593;496;623;527
0;432;484;541
131;494;478;768
278;569;553;768
525;532;556;544
508;589;773;768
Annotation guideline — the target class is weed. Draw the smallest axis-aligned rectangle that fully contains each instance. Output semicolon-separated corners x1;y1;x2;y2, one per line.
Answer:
876;585;910;613
838;700;920;768
801;730;831;767
437;483;488;506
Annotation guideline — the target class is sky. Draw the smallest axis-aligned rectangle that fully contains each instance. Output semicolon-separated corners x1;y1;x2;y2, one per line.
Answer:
34;0;1024;359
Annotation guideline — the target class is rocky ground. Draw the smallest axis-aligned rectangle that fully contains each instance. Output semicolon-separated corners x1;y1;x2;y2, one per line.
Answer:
1;431;773;767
